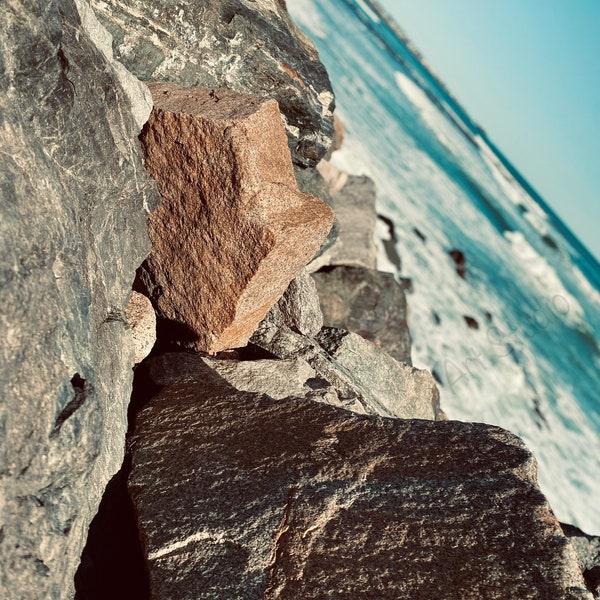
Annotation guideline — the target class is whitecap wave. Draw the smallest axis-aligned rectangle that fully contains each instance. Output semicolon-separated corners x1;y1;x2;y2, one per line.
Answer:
504;231;587;330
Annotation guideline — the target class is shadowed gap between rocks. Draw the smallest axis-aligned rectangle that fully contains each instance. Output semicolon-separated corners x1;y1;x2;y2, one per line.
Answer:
73;365;153;600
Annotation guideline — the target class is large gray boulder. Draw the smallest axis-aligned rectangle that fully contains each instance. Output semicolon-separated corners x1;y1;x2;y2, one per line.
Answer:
129;378;592;599
0;1;159;597
313;265;412;364
91;0;335;167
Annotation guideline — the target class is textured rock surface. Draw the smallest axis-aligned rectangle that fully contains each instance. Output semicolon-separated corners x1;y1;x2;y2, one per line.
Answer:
313;265;412;364
0;0;159;597
252;319;439;419
142;352;325;402
91;0;335;167
309;161;378;270
126;291;157;363
129;380;592;599
274;269;323;338
137;83;334;354
294;165;339;256
562;523;600;597
316;327;438;420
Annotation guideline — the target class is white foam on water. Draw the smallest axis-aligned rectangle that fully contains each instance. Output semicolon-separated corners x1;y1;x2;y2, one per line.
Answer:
286;0;327;38
504;231;588;331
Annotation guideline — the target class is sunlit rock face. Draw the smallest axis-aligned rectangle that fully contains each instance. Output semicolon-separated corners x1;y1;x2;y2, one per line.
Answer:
0;0;159;596
91;0;336;167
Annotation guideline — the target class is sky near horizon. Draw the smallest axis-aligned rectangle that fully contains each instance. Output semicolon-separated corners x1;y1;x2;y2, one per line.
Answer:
378;0;600;262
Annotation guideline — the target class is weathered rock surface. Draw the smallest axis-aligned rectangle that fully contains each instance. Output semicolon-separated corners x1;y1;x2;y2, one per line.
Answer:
294;165;339;256
252;317;439;420
0;0;159;597
316;327;438;420
562;523;600;597
91;0;335;167
309;161;378;271
137;83;334;354
141;352;326;402
313;265;412;364
126;291;157;363
129;380;592;599
272;269;323;338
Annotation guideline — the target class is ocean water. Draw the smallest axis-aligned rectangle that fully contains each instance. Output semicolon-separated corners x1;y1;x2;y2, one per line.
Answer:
288;0;600;533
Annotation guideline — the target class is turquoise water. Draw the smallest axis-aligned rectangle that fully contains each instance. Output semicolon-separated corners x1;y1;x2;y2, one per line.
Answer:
289;0;600;533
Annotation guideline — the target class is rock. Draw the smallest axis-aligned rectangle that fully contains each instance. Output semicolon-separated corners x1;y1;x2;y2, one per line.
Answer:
252;318;439;420
294;166;339;257
310;161;378;271
142;352;320;401
136;83;334;354
376;213;402;271
129;380;592;600
312;265;412;364
316;328;438;420
91;0;335;167
562;523;600;597
0;0;159;597
464;315;480;330
449;248;467;279
275;269;323;338
125;291;157;363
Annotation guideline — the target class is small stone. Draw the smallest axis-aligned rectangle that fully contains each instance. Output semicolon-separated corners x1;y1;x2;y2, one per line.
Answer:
137;83;334;354
125;292;156;363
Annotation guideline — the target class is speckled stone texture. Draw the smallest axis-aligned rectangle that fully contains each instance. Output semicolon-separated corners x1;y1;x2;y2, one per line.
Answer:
0;0;159;597
91;0;335;167
313;265;412;364
137;82;334;354
129;379;592;599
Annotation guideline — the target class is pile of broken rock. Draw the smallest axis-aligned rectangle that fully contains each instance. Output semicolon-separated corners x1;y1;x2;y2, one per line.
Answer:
1;0;597;598
123;82;593;599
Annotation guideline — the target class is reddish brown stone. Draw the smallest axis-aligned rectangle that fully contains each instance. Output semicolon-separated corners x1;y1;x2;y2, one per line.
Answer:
138;83;334;353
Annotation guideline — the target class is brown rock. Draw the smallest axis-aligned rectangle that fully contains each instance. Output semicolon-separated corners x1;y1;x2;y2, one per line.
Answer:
137;83;334;354
129;380;592;599
125;291;156;363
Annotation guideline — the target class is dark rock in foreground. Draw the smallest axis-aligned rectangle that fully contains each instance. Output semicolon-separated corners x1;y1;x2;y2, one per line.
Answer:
313;265;412;364
129;379;591;599
91;0;335;167
0;0;159;596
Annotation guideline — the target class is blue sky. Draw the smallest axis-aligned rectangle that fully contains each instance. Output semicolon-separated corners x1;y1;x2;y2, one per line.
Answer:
378;0;600;261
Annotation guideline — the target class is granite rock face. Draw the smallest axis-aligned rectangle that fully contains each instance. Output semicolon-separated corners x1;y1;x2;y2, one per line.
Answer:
129;380;592;599
272;269;323;338
0;0;159;597
252;317;439;420
562;523;600;597
313;265;412;364
137;82;334;354
316;327;438;420
91;0;335;167
141;352;322;402
125;291;157;363
309;161;378;271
